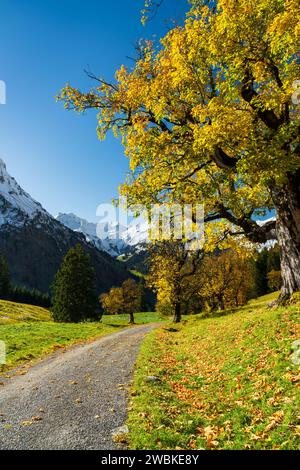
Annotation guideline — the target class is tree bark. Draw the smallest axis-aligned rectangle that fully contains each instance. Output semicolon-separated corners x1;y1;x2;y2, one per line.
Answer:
271;171;300;301
218;296;225;311
173;301;181;323
129;312;135;324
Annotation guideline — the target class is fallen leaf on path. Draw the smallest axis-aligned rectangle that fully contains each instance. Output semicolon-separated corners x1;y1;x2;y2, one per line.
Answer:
21;420;33;426
31;416;43;422
21;416;42;426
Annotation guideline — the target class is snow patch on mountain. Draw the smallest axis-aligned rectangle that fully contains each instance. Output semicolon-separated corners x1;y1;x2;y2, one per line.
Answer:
0;158;49;227
257;216;277;250
256;216;276;227
56;212;149;257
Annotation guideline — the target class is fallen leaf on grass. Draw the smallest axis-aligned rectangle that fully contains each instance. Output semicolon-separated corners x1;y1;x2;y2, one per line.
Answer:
208;440;219;448
250;431;267;441
197;425;220;448
271;410;284;422
265;422;277;432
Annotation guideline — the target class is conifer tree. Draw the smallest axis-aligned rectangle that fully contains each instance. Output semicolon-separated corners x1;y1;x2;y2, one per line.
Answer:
0;255;11;299
52;244;97;322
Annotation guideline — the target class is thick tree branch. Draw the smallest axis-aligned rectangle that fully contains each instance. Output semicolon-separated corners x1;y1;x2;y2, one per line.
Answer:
200;205;276;244
212;147;239;170
241;70;284;130
218;205;276;243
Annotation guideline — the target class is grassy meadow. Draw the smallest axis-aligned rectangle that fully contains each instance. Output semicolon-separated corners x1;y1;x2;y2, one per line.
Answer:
0;299;161;372
128;293;300;450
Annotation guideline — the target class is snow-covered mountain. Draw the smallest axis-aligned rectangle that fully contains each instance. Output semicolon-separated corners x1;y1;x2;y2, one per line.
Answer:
0;157;147;255
257;216;277;250
56;212;149;257
0;159;133;292
0;158;50;227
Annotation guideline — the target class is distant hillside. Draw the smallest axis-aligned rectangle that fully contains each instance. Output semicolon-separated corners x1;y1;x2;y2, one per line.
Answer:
118;250;149;275
0;299;51;324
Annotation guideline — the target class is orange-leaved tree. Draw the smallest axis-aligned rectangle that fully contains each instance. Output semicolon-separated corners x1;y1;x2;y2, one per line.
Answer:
100;279;142;323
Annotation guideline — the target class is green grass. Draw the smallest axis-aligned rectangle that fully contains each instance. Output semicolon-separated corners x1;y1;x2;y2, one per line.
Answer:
128;293;300;450
129;269;146;279
0;299;52;324
0;300;162;372
103;311;160;326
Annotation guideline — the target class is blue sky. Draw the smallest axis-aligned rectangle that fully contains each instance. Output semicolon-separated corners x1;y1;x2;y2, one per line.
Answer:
0;0;189;222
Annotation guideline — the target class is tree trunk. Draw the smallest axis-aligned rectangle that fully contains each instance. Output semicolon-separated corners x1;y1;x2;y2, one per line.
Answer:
218;296;225;311
173;302;181;323
271;171;300;301
129;312;135;324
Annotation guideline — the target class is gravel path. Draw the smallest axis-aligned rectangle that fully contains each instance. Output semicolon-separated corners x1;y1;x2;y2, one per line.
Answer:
0;323;159;450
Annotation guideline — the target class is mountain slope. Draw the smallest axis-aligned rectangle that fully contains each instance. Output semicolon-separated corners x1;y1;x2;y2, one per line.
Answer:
56;212;148;257
56;212;127;257
0;159;132;293
0;159;49;227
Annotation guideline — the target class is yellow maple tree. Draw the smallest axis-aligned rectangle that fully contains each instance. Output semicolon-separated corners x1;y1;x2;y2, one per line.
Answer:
58;0;300;302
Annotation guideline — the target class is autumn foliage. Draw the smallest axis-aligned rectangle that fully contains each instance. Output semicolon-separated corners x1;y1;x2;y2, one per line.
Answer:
148;242;255;318
100;278;142;324
59;0;300;302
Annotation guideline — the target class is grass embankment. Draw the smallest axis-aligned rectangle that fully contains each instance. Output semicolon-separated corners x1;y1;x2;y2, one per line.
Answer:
0;299;161;371
0;299;52;324
128;293;300;450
